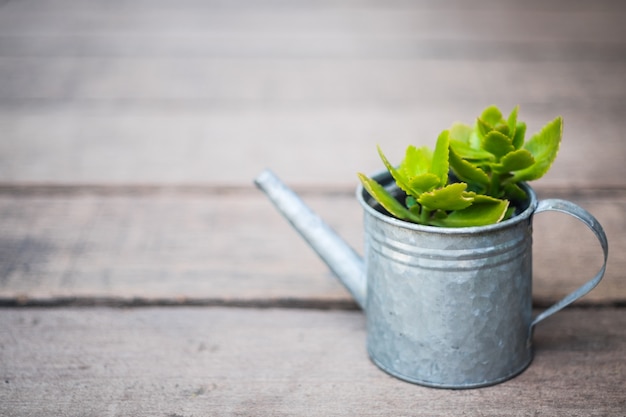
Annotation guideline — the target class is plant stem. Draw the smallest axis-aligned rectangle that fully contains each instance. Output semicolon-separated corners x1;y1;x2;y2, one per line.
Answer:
490;173;501;197
420;207;432;225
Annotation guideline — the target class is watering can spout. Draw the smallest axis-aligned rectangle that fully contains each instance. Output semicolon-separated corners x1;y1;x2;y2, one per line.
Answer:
254;169;366;309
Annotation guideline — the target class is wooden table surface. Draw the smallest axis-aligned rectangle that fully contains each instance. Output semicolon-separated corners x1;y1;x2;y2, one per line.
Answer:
1;1;625;416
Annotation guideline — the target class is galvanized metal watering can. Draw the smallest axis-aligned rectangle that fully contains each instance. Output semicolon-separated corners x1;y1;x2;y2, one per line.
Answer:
254;169;608;389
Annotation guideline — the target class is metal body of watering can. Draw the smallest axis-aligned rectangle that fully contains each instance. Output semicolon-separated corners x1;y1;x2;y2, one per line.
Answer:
254;169;608;389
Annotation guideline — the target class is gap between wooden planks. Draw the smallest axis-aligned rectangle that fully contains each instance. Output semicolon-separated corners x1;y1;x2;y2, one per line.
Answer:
0;184;623;308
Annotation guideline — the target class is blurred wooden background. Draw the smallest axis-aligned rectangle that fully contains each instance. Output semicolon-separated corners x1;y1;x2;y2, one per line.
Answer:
1;0;625;187
1;1;625;415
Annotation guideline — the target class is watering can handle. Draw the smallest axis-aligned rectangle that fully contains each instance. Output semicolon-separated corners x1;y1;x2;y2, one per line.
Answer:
530;199;609;329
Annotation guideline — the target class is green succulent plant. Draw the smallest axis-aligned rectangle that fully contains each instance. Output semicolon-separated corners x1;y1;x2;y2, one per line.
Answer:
358;105;562;227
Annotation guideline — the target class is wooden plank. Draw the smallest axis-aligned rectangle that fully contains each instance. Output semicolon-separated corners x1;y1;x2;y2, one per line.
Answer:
1;306;624;416
3;34;625;61
1;0;624;12
0;190;356;306
1;1;624;61
0;102;625;187
0;1;624;187
2;0;624;13
0;189;623;307
0;3;624;43
2;59;626;101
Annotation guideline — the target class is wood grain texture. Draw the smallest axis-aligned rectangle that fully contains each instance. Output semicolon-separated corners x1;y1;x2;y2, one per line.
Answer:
0;1;624;414
0;102;625;187
3;60;625;101
2;36;625;61
1;307;624;416
0;0;625;186
1;1;625;43
0;189;623;307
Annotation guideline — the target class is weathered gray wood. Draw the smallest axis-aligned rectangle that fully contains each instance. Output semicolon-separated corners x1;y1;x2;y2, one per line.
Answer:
2;60;626;101
2;0;623;12
1;2;624;43
1;307;624;416
0;0;624;187
0;102;625;187
0;188;623;307
0;190;355;306
2;0;625;61
0;1;623;414
2;35;625;61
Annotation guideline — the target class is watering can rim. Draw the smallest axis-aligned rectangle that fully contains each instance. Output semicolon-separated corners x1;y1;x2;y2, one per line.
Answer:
356;169;538;234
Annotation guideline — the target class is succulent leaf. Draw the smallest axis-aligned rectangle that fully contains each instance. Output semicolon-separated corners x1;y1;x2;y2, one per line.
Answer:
418;183;474;211
431;198;509;227
480;105;504;126
507;106;519;142
503;183;528;201
449;147;491;187
358;173;421;222
409;173;441;195
512;121;526;150
400;145;432;178
377;146;417;197
449;139;494;161
511;116;562;182
470;128;483;150
491;149;535;174
361;105;561;228
471;193;507;204
482;130;515;158
431;130;450;187
449;122;473;143
495;124;510;136
476;118;494;138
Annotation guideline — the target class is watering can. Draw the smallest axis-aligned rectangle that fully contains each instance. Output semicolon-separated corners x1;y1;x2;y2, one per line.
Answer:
254;169;608;389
